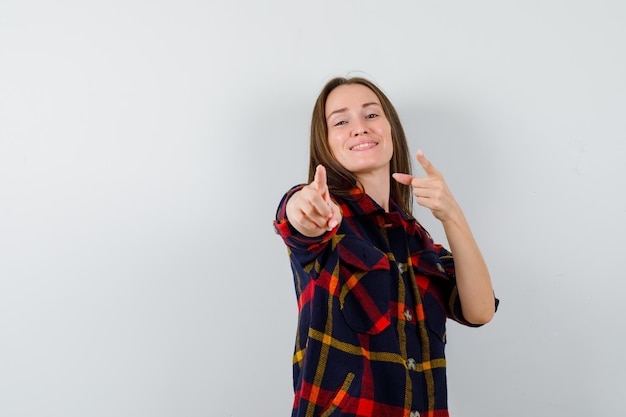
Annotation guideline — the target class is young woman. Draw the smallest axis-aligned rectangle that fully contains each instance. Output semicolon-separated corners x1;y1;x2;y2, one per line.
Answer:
274;76;498;417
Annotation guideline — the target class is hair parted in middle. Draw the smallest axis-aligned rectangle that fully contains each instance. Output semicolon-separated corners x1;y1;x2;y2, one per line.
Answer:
308;76;414;215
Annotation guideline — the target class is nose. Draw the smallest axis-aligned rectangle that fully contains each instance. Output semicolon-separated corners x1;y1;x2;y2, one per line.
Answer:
353;123;368;136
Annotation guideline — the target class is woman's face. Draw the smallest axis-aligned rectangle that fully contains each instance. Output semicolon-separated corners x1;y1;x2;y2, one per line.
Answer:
325;83;393;179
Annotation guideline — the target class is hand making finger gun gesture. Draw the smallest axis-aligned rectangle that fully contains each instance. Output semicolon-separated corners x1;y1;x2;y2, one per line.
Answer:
392;150;462;224
285;165;342;237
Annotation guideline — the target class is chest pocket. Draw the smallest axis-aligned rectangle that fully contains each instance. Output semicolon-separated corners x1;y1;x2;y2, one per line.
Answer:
336;237;391;335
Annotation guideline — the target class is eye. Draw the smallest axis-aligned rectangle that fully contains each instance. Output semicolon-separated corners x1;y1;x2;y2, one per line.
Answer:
366;113;378;119
334;120;347;126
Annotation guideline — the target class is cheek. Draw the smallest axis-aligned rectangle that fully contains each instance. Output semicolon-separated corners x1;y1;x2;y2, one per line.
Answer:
384;129;394;157
327;134;344;155
327;136;337;154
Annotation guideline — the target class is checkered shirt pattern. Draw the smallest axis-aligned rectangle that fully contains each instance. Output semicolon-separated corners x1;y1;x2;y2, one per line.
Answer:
274;186;497;417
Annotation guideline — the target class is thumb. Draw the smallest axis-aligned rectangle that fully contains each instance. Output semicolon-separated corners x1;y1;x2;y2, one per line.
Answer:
392;172;414;185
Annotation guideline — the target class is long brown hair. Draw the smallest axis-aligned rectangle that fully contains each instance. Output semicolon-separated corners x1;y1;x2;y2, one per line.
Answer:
308;76;414;215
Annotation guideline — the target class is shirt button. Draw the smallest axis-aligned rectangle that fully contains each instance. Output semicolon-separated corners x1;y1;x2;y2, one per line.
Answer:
437;262;445;273
410;411;420;417
404;309;413;321
407;358;417;371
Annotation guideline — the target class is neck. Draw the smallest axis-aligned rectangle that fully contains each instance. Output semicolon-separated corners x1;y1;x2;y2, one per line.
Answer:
357;172;391;212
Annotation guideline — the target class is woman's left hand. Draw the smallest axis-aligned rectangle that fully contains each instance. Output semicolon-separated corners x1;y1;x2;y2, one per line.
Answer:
392;151;461;223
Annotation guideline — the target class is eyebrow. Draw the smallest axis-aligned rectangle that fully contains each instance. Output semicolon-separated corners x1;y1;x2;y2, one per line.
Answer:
326;102;382;120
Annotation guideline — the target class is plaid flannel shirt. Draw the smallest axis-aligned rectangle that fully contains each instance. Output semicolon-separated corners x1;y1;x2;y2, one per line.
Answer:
274;186;497;417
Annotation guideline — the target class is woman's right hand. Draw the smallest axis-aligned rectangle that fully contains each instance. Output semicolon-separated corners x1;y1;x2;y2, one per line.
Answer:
285;165;342;237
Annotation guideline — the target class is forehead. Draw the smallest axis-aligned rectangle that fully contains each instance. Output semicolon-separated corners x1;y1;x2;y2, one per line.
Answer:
325;84;381;115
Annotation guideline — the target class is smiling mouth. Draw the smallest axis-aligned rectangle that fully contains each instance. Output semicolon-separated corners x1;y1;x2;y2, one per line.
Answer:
350;141;378;151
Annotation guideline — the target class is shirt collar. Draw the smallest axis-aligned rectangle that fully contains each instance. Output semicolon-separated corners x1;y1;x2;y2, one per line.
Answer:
342;187;414;223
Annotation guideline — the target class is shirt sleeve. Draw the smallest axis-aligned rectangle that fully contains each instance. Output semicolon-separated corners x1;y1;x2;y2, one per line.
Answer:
433;242;500;327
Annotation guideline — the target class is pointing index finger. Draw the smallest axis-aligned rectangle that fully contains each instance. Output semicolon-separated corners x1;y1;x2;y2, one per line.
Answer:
416;150;440;177
313;164;327;189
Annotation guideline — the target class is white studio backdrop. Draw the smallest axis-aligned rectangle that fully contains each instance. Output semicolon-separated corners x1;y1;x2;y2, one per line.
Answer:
1;1;625;416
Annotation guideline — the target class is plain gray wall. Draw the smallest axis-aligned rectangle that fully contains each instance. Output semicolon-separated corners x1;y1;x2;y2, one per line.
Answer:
1;0;625;416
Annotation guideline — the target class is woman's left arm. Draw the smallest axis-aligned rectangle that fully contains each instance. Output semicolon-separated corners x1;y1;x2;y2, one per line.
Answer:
393;151;495;325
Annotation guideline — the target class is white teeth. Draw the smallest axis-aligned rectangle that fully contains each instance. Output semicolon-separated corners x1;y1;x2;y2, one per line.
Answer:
351;142;376;150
